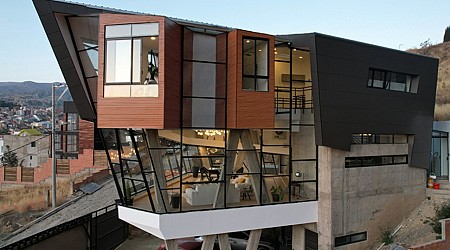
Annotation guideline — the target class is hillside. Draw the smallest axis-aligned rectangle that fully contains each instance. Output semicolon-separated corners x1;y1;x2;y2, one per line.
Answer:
409;41;450;121
0;81;71;108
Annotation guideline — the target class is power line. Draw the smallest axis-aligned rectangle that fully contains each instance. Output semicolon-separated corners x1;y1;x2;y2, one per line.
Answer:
3;134;51;154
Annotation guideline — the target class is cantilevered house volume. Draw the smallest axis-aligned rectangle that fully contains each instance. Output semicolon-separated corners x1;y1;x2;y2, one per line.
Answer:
34;0;439;249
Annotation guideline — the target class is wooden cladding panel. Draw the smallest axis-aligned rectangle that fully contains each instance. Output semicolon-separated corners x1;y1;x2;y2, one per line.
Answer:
163;18;182;128
97;14;181;129
227;30;275;129
227;31;238;128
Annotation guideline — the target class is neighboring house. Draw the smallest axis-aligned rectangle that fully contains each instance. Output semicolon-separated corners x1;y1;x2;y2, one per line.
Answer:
1;132;49;168
34;0;439;249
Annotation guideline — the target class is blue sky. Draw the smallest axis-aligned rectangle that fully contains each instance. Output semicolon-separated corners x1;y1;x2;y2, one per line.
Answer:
1;0;449;82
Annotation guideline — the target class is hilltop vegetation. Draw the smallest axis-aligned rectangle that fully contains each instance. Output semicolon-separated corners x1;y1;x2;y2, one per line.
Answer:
409;41;450;120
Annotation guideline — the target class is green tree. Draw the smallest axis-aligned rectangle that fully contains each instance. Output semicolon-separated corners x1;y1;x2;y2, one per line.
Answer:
2;145;18;167
444;26;450;42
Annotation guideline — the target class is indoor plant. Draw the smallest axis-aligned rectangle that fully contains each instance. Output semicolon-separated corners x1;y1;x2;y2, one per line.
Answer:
124;180;134;206
270;185;285;202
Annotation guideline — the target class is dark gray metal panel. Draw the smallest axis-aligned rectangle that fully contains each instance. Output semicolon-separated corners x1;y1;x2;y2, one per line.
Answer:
33;0;98;121
280;33;438;168
64;101;78;113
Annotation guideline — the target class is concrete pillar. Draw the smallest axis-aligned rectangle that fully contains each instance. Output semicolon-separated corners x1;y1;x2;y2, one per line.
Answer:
213;130;239;208
318;146;333;250
164;239;178;250
246;229;262;250
201;235;216;250
145;129;170;213
240;130;269;204
217;234;231;250
292;225;305;250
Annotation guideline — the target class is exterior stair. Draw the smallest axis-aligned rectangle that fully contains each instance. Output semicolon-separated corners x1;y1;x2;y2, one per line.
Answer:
427;179;450;202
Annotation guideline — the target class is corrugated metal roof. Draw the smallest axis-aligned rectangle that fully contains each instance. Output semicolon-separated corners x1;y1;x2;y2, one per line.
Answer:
52;0;235;32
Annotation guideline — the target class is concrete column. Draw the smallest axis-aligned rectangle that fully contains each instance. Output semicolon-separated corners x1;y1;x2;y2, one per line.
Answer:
246;229;262;250
292;225;305;250
240;130;269;204
164;239;178;250
201;235;217;250
145;129;170;213
217;234;231;250
213;130;239;208
318;146;333;250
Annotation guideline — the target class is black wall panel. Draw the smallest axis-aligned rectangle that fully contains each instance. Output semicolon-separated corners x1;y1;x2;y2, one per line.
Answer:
282;33;438;168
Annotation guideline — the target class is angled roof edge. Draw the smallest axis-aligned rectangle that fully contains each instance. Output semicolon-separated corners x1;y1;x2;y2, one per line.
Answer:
278;33;439;62
45;0;235;32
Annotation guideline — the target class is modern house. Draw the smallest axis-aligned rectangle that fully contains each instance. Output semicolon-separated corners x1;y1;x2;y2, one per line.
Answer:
33;0;439;249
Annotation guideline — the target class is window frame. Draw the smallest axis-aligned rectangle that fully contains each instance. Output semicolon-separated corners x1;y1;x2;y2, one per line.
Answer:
367;68;418;93
242;37;270;92
345;155;408;168
335;232;367;247
103;23;160;90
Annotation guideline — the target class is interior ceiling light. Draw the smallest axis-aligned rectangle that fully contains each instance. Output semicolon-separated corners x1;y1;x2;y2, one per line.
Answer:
275;52;278;54
299;56;303;59
150;37;156;40
195;130;225;137
293;49;297;51
259;49;262;52
246;40;250;43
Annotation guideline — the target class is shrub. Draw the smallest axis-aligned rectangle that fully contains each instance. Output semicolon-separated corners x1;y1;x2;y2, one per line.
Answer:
424;203;450;235
380;229;393;245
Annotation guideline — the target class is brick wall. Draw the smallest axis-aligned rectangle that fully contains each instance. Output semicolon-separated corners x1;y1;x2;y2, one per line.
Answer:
0;166;3;182
409;218;450;250
1;149;107;184
78;119;94;152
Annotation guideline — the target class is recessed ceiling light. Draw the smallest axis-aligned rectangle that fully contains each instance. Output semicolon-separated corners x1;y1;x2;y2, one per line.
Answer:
150;37;156;40
293;49;297;51
246;40;250;43
299;56;303;59
275;52;278;54
259;49;262;52
274;48;277;51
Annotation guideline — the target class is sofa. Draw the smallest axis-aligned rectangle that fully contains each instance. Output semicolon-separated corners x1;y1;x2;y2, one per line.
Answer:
185;183;240;206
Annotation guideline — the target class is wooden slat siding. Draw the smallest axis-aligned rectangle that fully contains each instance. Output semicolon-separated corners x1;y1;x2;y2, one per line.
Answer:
56;159;70;175
94;150;108;167
4;167;17;181
235;30;275;128
163;18;182;128
182;28;193;127
97;14;167;129
78;119;94;152
227;30;238;128
21;167;34;182
215;33;227;127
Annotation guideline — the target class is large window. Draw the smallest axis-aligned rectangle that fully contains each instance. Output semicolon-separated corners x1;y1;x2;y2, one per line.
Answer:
243;38;269;91
104;23;159;97
367;68;418;93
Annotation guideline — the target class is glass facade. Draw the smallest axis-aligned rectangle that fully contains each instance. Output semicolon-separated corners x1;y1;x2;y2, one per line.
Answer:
102;128;318;214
